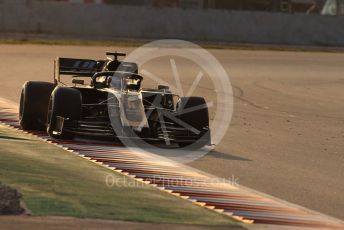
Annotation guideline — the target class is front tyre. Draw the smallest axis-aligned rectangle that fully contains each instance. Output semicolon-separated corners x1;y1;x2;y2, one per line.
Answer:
19;81;55;130
47;87;81;139
176;97;211;149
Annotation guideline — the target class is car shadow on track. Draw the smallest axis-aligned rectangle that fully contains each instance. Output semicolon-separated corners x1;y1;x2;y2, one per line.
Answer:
73;136;251;163
0;134;32;142
204;150;251;161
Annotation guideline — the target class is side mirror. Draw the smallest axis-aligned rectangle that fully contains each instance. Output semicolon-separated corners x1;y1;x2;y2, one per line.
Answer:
158;85;169;90
72;79;84;85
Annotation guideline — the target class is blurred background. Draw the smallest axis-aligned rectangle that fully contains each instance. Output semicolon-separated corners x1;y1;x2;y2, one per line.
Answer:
0;0;343;46
39;0;343;15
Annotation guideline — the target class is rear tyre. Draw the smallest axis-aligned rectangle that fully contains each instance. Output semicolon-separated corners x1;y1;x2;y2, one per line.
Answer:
47;87;81;139
176;97;210;149
19;81;55;130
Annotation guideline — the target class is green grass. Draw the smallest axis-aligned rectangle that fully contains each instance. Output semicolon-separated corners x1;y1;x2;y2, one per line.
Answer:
0;125;239;226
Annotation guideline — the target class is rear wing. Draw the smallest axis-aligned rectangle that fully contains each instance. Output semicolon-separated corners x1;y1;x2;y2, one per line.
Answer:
54;58;98;83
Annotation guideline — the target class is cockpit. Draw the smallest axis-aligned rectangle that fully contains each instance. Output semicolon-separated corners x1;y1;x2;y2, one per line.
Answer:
109;74;122;90
92;71;143;91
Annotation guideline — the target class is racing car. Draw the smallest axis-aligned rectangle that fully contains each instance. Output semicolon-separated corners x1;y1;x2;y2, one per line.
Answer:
19;52;210;148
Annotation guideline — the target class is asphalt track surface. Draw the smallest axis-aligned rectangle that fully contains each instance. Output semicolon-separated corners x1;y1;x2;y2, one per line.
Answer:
0;44;343;221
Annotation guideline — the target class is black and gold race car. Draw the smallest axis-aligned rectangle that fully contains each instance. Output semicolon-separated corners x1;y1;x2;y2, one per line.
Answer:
19;52;210;148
